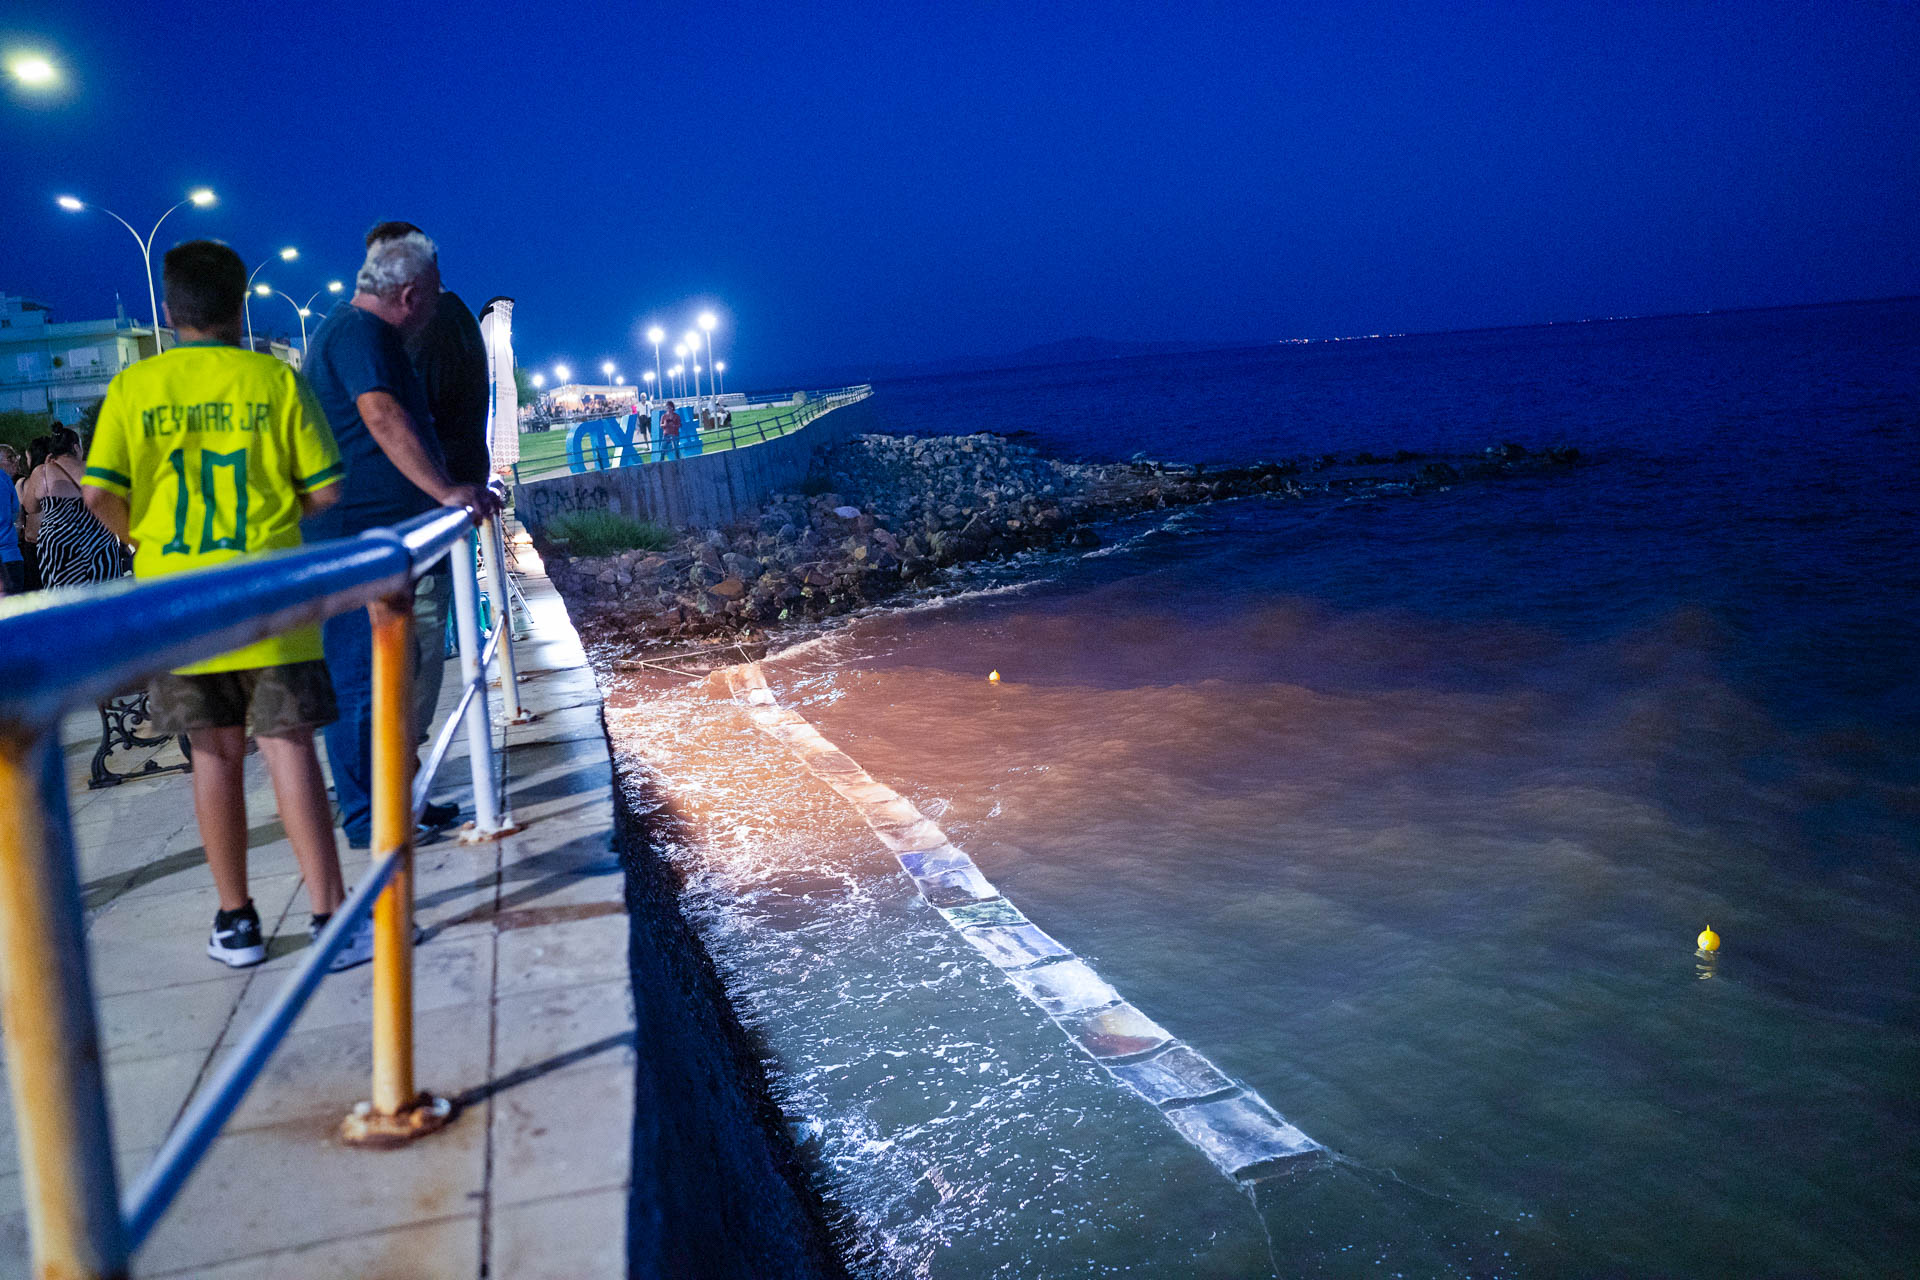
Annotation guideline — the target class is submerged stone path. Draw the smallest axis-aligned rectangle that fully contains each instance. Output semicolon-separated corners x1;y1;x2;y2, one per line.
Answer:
712;662;1323;1183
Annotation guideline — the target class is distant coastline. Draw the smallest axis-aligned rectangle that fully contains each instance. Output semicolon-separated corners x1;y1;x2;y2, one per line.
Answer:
783;293;1918;390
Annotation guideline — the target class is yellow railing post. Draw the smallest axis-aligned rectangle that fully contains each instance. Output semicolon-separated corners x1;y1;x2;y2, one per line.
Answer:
0;732;129;1279
340;594;452;1146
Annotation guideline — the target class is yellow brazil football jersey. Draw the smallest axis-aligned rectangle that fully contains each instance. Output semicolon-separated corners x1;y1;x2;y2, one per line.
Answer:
82;342;344;674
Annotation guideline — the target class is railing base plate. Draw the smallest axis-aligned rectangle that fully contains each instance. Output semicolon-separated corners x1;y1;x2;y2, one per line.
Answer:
340;1093;455;1148
457;820;525;845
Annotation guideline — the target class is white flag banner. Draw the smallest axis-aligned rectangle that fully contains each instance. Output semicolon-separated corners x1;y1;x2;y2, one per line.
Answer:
478;296;519;470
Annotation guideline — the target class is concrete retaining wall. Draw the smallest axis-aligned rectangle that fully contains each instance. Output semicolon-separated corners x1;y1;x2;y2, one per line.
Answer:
515;398;877;534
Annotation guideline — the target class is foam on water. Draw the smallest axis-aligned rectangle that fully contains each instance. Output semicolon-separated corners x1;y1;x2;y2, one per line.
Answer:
713;661;1325;1182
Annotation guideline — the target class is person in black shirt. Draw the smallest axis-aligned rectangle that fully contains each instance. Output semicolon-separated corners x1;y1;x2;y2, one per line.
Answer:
304;230;498;848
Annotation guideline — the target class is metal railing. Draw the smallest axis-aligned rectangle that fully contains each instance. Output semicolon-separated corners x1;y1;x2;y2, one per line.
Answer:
511;384;873;483
0;492;530;1279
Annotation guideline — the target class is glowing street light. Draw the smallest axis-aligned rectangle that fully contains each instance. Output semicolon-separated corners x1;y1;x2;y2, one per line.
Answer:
302;280;345;317
641;369;656;403
715;360;727;395
55;188;218;353
244;246;298;351
5;51;60;90
530;373;546;389
645;324;665;393
553;363;571;383
601;360;617;385
255;283;314;357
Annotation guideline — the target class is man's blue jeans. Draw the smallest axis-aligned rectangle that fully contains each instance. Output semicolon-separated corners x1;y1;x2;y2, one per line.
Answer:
320;577;447;846
320;606;379;846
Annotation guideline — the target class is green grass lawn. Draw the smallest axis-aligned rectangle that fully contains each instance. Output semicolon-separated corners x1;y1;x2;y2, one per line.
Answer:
511;403;814;480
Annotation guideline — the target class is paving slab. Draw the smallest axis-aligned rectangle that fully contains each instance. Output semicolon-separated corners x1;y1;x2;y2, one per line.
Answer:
0;542;633;1279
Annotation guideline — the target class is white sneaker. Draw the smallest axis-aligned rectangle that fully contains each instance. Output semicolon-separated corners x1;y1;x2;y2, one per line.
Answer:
318;913;375;973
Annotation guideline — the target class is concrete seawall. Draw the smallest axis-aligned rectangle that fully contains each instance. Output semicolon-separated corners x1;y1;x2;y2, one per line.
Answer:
514;398;879;534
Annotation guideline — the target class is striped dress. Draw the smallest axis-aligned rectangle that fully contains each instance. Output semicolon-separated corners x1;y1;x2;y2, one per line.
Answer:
34;461;125;588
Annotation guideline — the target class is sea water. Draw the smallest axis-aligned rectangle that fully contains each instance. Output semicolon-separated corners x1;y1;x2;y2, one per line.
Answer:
604;299;1918;1276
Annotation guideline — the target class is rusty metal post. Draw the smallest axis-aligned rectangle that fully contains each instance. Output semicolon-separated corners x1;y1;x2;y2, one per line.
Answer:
341;596;452;1146
0;732;129;1278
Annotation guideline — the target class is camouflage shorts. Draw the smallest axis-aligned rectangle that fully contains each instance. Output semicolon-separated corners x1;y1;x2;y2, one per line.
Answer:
148;661;338;737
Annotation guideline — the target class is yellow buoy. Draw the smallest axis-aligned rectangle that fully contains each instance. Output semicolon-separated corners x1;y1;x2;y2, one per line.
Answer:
1697;925;1720;953
988;670;1001;683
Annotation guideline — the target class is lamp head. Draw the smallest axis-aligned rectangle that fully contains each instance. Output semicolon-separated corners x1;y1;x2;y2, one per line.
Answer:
531;373;546;389
682;330;698;347
188;188;216;207
698;311;716;331
553;364;571;382
254;283;271;296
646;325;665;345
327;280;343;293
278;246;298;261
56;195;84;211
7;53;59;87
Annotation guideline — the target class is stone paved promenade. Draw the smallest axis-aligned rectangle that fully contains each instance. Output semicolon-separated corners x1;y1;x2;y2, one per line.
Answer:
0;548;633;1278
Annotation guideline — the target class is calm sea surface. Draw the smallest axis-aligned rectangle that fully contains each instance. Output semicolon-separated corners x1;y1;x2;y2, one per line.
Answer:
608;300;1918;1277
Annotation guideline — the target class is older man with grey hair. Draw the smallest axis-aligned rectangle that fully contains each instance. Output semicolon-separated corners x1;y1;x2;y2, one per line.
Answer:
304;229;501;852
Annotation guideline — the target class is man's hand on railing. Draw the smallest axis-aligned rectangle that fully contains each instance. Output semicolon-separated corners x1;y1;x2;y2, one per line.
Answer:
442;483;503;523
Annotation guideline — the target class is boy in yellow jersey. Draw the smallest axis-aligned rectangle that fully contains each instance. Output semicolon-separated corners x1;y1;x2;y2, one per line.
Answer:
83;240;373;972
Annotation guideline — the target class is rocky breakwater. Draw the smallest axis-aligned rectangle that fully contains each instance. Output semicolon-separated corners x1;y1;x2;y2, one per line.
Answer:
541;432;1579;646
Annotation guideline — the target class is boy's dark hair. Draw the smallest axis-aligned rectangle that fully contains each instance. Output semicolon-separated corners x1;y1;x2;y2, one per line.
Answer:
161;240;247;331
365;220;425;248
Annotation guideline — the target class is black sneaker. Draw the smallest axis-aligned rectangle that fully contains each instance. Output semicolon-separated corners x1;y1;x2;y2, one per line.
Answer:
420;799;461;831
208;902;267;968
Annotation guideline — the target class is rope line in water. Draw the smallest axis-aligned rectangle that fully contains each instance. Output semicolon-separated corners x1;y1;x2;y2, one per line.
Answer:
713;662;1322;1183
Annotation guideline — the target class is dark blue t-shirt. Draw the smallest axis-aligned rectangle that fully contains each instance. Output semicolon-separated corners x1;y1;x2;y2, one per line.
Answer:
302;301;445;538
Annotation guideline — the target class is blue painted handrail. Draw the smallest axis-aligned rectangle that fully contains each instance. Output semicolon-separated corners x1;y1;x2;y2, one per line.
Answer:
0;505;476;737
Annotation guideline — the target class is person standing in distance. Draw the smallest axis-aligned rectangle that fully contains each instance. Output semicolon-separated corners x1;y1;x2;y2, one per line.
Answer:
81;239;370;970
303;230;500;852
362;221;489;799
0;444;25;595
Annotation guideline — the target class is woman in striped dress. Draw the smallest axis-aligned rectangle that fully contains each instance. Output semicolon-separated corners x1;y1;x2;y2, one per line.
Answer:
26;427;126;588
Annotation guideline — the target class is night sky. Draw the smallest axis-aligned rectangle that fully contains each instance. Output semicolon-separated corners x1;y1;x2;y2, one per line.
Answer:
4;0;1916;386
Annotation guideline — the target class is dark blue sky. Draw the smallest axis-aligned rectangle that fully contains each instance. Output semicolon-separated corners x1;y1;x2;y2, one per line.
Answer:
4;0;1916;387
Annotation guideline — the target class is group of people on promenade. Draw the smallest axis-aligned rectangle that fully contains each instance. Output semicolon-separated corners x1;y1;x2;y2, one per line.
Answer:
5;222;500;973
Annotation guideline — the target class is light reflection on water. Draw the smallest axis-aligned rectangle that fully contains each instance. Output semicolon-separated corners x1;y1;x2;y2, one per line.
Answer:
739;557;1914;1278
594;298;1920;1273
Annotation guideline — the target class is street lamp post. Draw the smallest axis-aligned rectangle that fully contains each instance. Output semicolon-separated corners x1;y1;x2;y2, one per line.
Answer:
698;312;717;407
601;360;616;386
244;247;298;351
715;361;727;396
645;325;665;394
302;280;345;320
642;369;656;405
682;330;702;403
54;188;216;354
254;284;313;358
